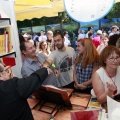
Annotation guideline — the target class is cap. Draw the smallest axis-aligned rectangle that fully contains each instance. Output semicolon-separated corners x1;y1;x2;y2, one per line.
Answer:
97;30;102;35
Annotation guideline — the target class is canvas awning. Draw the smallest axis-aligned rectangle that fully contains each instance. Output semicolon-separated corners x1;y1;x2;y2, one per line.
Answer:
115;0;120;3
15;0;64;21
15;0;120;21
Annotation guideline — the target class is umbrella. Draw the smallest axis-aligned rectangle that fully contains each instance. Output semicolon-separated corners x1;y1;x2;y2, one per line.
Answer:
15;0;65;21
15;0;119;21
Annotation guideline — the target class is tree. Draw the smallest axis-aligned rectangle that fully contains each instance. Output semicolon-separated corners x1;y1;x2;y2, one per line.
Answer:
106;3;120;19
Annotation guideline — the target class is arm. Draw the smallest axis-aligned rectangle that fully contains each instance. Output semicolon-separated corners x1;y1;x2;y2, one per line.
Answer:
42;59;53;68
92;72;113;104
73;66;78;85
14;67;50;99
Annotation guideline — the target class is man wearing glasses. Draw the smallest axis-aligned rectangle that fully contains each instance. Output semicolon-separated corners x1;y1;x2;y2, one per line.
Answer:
42;32;76;88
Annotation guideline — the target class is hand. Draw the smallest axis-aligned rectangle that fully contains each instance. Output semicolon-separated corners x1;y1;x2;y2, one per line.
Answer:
74;83;87;90
44;67;53;74
106;82;117;92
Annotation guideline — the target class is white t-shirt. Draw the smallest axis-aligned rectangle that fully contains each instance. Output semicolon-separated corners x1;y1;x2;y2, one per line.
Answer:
48;47;76;87
78;33;85;39
37;51;51;64
39;35;47;42
85;32;89;38
64;36;71;46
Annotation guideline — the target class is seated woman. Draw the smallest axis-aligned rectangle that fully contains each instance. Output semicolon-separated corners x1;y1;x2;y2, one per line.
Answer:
37;41;51;63
92;46;120;104
73;38;99;94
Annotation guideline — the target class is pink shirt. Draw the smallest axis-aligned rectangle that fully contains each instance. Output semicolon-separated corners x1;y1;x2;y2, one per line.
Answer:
92;35;101;48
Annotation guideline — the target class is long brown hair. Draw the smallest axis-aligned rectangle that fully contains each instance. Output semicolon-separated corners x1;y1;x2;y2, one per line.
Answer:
75;38;99;68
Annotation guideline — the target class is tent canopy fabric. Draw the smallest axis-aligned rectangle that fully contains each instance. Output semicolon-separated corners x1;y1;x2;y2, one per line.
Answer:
15;0;64;21
15;0;120;21
115;0;120;3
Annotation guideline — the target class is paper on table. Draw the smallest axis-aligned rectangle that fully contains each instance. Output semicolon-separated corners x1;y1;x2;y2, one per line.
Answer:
100;109;108;120
107;96;120;120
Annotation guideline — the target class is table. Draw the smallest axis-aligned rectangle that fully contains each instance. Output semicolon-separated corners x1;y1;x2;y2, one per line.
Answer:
27;92;120;120
27;92;98;120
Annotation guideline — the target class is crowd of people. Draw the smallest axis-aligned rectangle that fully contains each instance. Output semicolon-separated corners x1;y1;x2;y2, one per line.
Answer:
18;24;120;105
0;25;120;119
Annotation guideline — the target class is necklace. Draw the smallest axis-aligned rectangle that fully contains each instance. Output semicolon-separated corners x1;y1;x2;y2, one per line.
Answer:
105;69;117;95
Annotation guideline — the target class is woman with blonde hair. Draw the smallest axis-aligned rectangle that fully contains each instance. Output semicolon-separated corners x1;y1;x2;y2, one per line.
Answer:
74;38;99;94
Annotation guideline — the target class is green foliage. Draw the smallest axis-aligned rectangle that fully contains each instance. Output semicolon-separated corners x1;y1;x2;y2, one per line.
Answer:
17;14;62;28
17;12;78;28
106;3;120;19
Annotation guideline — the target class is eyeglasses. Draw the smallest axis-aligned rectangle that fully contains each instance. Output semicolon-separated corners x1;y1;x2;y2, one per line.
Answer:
54;39;61;43
108;56;120;62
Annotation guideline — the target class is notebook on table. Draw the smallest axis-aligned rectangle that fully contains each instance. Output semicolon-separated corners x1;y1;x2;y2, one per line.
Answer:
71;109;100;120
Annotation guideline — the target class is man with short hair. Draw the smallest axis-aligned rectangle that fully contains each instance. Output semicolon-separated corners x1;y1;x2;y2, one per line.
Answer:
39;30;47;42
20;40;57;86
0;62;52;120
42;33;76;88
86;27;94;38
20;40;41;78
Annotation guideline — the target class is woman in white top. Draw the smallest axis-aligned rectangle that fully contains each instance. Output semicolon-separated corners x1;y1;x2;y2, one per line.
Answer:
92;46;120;104
37;41;51;63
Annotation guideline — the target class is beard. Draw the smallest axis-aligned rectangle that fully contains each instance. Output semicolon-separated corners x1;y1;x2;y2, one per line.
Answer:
56;43;64;50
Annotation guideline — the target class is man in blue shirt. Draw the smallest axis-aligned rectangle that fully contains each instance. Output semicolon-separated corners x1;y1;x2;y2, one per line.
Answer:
20;40;58;86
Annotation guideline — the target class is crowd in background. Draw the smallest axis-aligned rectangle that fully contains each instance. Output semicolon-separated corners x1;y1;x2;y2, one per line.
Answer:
18;24;120;97
19;25;120;51
0;24;120;119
